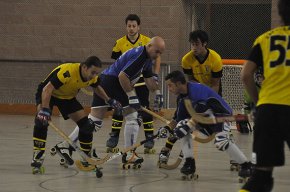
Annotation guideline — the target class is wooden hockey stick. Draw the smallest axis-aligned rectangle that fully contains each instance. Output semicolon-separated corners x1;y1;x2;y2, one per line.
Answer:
103;133;160;163
184;99;253;124
48;121;109;167
141;106;170;124
159;150;184;170
141;107;214;143
74;133;161;171
75;160;97;171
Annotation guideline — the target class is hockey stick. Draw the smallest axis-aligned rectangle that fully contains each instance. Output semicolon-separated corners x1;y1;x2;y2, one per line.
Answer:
141;106;170;124
184;99;253;124
159;150;184;170
48;121;109;167
74;133;161;171
81;82;145;97
141;107;214;143
103;133;160;163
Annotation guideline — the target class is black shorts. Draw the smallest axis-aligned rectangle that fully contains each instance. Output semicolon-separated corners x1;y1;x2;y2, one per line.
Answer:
92;74;128;107
253;104;290;167
35;90;83;120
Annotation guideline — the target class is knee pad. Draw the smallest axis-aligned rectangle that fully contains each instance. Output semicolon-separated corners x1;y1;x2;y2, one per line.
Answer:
77;117;95;135
214;131;231;151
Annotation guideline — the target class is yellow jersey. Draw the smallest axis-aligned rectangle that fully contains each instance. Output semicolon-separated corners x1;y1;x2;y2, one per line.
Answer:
111;34;151;60
40;63;99;99
181;49;223;86
250;26;290;106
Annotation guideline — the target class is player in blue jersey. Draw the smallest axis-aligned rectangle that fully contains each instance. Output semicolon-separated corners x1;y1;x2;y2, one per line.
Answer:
61;37;165;166
158;70;252;180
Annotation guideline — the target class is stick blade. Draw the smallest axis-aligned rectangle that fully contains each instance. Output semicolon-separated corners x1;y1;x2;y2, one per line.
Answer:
184;99;217;124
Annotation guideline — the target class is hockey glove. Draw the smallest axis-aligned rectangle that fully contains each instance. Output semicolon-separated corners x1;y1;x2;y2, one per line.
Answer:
173;119;194;139
37;108;51;126
107;98;123;116
153;90;164;112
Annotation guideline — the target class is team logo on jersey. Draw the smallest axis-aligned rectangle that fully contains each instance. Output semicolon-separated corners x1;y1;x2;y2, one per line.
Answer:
63;71;71;78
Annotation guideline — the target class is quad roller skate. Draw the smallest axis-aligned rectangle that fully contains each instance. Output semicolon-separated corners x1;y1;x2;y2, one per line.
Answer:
106;132;120;153
230;160;240;171
31;150;45;174
50;142;74;167
157;147;170;167
180;158;198;180
238;162;253;183
121;151;143;170
144;133;156;154
57;145;75;168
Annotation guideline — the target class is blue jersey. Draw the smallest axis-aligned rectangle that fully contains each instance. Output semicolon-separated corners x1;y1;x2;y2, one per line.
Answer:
174;82;232;122
102;46;154;85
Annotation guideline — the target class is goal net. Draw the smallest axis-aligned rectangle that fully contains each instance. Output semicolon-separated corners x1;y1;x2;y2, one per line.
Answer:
221;59;245;113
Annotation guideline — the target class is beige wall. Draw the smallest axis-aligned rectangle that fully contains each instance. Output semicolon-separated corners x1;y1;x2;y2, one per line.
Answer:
0;0;186;63
0;0;281;114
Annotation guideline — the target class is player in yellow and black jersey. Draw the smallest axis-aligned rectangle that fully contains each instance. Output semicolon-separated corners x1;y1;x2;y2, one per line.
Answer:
107;14;162;154
31;56;122;173
182;30;223;95
158;30;224;166
240;0;290;191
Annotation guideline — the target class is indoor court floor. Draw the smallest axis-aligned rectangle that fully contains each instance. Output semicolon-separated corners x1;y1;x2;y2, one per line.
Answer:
0;114;289;192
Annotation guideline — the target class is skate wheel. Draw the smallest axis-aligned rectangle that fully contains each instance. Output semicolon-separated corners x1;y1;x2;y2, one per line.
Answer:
144;148;156;154
32;166;45;174
50;147;56;156
181;175;187;180
193;173;199;180
133;164;141;169
107;147;119;153
230;165;239;171
60;159;68;168
95;169;103;178
112;148;119;153
122;164;131;170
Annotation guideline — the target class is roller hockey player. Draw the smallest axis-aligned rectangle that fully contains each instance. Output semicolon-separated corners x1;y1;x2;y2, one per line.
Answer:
106;14;162;154
31;56;121;174
158;70;253;181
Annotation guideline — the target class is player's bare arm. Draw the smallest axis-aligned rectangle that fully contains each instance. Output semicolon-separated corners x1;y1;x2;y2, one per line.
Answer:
153;55;161;74
144;77;159;92
41;82;55;109
118;71;134;93
94;85;110;103
210;77;221;93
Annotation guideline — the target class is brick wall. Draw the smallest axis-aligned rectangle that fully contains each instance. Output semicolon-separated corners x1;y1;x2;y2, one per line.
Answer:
0;0;186;62
0;0;277;115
